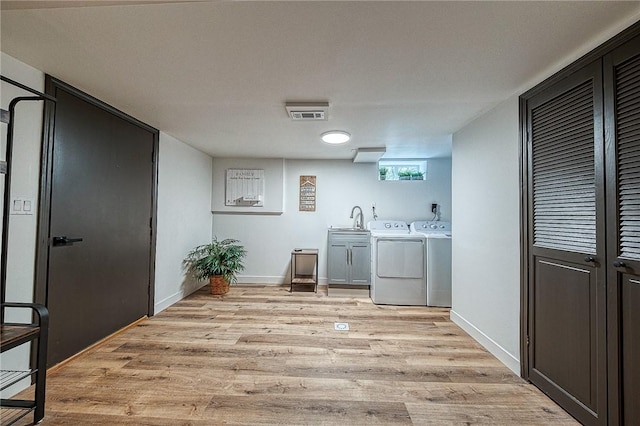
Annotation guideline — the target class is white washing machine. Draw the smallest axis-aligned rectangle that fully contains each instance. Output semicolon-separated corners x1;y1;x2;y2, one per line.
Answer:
367;220;427;306
410;221;452;307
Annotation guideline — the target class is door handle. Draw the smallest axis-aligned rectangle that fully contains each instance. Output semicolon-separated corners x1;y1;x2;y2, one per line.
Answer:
584;256;595;263
52;236;84;247
613;259;626;268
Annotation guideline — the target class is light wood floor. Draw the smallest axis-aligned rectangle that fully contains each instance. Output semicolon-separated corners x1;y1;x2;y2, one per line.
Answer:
12;285;577;425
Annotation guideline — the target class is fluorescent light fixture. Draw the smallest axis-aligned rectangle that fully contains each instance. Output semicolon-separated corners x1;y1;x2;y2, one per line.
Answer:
321;131;351;144
353;147;386;163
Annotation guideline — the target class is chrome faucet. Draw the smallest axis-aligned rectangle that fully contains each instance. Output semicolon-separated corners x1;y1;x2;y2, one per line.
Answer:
350;205;364;230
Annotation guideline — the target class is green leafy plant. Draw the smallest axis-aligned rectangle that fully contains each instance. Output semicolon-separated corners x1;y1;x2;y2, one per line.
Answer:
411;170;424;179
184;237;247;284
379;167;389;180
398;169;412;179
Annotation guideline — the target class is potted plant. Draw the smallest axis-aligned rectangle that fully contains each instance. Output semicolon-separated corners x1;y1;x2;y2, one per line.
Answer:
379;167;388;180
184;237;247;295
411;170;424;180
398;169;412;180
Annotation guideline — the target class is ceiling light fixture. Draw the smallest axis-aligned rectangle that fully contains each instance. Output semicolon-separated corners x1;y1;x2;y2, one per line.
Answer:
321;131;351;144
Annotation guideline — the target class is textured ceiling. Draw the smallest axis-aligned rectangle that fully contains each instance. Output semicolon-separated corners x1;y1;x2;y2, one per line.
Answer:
2;1;640;160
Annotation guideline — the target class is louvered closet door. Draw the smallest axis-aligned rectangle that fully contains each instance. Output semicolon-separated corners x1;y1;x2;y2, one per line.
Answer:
527;60;607;426
605;34;640;426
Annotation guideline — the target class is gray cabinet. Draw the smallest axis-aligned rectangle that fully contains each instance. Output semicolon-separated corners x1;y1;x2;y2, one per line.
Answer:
327;231;371;285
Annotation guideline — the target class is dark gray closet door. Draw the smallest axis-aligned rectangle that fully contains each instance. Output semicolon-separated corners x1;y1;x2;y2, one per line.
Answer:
44;80;155;367
605;34;640;426
526;61;607;426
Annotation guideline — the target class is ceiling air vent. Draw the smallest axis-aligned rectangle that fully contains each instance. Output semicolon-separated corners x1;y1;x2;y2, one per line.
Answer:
285;102;329;121
291;110;325;120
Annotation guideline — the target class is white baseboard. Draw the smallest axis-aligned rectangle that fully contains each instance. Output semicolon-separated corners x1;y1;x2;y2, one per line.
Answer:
154;282;205;314
449;309;520;375
236;275;328;285
236;275;285;285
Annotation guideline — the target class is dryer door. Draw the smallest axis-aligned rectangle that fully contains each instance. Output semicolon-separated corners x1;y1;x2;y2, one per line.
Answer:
376;239;424;278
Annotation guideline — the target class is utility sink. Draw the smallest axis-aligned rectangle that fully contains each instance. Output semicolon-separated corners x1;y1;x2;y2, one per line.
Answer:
328;226;369;232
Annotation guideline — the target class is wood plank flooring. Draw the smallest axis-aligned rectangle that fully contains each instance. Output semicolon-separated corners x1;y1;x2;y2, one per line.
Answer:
8;285;577;425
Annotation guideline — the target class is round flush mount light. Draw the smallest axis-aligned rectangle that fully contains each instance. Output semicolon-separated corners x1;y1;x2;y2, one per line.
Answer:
321;130;351;144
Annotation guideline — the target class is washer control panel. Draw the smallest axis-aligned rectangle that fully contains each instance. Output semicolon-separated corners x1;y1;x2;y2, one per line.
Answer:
410;221;452;235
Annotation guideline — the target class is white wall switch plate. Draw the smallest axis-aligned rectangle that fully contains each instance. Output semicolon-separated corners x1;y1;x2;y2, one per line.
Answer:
10;197;35;215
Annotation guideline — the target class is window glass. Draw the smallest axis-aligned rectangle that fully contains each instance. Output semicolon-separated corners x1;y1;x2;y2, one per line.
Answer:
378;160;427;181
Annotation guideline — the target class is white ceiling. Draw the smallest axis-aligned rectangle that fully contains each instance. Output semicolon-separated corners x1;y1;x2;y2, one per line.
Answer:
2;1;640;160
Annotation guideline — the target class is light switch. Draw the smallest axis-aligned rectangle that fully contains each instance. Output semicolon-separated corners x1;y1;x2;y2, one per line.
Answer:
10;197;35;215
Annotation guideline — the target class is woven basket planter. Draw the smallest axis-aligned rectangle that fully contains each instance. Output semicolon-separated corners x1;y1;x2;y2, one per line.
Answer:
209;275;230;295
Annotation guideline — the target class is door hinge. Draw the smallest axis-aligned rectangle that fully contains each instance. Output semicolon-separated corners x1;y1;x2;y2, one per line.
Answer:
526;335;530;346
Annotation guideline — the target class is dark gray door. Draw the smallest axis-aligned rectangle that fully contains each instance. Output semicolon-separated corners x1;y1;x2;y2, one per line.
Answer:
42;78;157;367
604;34;640;426
526;61;607;426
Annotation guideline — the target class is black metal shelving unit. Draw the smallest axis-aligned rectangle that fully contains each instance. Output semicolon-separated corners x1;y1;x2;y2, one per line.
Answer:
0;75;53;425
1;303;49;425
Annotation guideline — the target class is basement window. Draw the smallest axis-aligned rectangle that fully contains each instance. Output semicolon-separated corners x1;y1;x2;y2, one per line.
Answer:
378;159;427;181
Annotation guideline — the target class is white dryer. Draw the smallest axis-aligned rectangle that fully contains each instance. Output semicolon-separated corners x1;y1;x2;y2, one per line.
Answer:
367;220;427;306
410;221;452;307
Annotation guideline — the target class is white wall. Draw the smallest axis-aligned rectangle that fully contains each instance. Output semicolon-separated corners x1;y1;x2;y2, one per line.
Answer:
0;53;45;396
154;132;213;313
451;96;520;374
212;158;451;284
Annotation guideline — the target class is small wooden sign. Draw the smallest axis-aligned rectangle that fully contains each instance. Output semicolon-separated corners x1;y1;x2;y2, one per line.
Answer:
299;175;316;212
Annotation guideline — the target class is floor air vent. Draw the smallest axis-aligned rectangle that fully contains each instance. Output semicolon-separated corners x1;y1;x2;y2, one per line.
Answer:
334;322;349;331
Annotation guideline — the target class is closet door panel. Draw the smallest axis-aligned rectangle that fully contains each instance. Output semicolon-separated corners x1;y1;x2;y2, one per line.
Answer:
527;60;607;426
532;257;597;407
605;33;640;426
620;276;640;426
